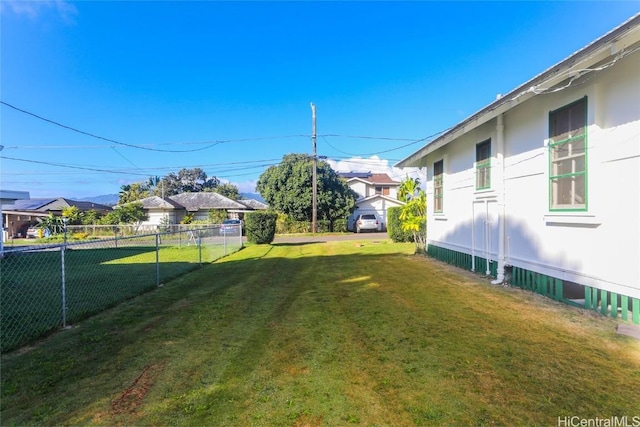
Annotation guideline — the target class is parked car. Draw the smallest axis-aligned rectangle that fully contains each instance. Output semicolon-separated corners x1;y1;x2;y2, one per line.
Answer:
220;219;242;235
354;214;379;233
26;227;40;239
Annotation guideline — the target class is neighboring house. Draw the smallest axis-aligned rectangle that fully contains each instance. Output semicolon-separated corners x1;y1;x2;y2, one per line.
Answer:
131;192;268;225
339;172;405;231
2;197;112;239
1;189;30;248
397;15;640;323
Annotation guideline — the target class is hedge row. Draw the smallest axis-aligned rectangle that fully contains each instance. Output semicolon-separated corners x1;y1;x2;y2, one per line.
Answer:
275;215;347;234
386;206;414;243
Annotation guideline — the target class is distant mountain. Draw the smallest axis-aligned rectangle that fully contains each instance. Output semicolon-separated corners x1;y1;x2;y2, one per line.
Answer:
240;192;265;203
77;194;119;206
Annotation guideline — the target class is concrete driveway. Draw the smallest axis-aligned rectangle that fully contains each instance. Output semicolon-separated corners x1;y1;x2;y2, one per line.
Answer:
272;232;388;244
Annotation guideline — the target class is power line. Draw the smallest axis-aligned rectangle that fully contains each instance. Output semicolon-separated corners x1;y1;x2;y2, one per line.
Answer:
321;134;417;141
1;101;311;152
111;147;144;172
1;154;282;177
320;128;451;157
0;155;151;176
1;101;226;153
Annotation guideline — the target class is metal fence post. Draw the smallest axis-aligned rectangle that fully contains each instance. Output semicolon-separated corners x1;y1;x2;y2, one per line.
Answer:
61;219;68;328
198;229;202;266
155;232;160;287
223;228;227;256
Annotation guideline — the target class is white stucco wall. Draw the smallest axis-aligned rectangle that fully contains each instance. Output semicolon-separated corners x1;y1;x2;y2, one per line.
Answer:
424;50;640;299
349;181;368;199
142;210;179;226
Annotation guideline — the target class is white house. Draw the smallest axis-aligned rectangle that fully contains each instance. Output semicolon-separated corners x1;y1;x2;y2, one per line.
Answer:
397;14;640;324
0;189;30;250
1;196;111;241
340;172;405;231
131;192;267;226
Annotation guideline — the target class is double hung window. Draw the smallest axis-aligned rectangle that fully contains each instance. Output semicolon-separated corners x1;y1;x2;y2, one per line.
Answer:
548;98;587;210
476;139;491;190
375;186;390;196
434;160;444;213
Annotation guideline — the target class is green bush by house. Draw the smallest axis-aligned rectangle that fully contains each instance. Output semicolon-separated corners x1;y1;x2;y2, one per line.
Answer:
387;206;413;243
245;211;278;244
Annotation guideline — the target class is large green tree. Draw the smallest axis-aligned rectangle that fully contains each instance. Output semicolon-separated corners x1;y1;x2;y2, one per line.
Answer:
257;154;358;227
214;183;240;200
118;182;149;204
155;168;220;196
119;169;222;204
100;202;148;225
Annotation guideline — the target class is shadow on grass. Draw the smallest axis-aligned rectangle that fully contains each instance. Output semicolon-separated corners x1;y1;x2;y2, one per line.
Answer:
2;245;639;426
271;242;326;246
0;245;236;352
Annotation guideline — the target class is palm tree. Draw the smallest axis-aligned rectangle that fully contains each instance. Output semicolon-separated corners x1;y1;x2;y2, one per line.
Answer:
398;176;421;202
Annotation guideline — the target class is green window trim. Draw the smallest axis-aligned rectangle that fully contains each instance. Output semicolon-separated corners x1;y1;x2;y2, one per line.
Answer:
434;160;444;213
476;139;491;190
548;97;588;212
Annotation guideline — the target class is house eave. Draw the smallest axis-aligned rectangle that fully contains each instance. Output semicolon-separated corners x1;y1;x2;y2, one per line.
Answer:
358;194;406;205
396;13;640;168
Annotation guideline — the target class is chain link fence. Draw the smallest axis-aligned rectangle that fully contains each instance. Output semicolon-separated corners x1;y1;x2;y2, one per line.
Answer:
0;224;242;353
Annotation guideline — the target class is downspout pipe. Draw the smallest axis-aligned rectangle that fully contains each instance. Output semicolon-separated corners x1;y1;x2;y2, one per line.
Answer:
492;113;506;284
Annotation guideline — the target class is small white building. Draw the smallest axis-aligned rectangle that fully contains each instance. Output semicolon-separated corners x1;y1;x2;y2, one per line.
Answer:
398;14;640;323
0;189;30;251
131;192;267;226
340;172;405;231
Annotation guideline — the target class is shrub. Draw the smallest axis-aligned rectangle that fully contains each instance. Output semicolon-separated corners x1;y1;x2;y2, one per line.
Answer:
387;206;413;242
275;214;311;234
317;220;331;233
245;211;278;244
333;218;348;233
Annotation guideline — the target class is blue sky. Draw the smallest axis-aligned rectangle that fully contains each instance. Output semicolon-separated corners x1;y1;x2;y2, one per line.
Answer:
1;1;638;199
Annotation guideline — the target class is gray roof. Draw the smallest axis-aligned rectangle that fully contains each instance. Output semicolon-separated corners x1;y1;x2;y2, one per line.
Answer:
135;196;185;210
239;199;269;210
120;193;268;211
11;198;54;210
11;197;112;212
169;192;247;211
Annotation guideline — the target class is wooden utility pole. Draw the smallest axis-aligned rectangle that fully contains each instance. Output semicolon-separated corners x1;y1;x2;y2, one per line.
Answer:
311;102;317;234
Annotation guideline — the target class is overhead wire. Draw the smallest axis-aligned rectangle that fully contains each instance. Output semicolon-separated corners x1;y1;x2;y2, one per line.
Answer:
0;155;152;176
0;100;310;152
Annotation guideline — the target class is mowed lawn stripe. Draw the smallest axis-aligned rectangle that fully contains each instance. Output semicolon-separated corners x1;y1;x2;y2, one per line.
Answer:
1;241;639;426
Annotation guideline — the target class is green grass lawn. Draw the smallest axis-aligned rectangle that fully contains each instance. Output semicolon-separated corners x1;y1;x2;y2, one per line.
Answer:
1;240;639;426
0;241;236;352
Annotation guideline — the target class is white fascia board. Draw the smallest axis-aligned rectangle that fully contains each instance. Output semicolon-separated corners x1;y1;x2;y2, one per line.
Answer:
359;194;405;205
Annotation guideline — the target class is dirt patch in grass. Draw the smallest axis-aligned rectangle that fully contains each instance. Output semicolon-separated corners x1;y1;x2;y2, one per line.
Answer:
110;362;166;416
